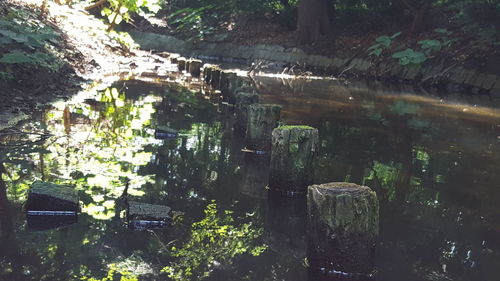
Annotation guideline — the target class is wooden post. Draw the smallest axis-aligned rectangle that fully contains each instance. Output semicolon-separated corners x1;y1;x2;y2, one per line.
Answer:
245;104;281;152
203;64;213;84
307;182;379;277
170;54;180;64
219;72;243;102
269;126;318;194
177;57;186;72
25;181;79;213
127;201;172;230
188;59;203;78
210;67;222;89
185;60;191;73
234;92;259;134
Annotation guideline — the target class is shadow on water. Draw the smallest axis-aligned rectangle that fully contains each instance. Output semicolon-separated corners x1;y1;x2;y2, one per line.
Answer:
0;76;499;280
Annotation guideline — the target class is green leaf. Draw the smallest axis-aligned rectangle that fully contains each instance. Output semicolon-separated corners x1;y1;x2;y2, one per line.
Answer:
367;43;381;51
369;48;382;57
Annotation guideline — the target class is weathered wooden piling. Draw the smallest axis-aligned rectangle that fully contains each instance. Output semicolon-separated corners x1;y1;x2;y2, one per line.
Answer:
269;126;318;193
307;182;379;276
220;71;235;98
210;67;222;89
245;104;281;151
25;181;79;213
177;57;186;72
170;54;180;64
188;59;203;78
203;64;213;84
234;92;259;134
127;201;172;230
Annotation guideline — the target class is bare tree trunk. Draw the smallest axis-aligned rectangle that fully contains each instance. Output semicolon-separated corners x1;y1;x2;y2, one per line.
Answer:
296;0;332;43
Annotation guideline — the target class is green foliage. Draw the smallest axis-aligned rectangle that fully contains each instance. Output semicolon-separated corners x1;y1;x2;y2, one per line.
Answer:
100;0;162;30
418;39;442;53
389;100;420;115
162;202;267;281
168;5;217;39
392;48;427;66
81;264;138;281
367;32;401;57
108;30;139;50
0;8;63;78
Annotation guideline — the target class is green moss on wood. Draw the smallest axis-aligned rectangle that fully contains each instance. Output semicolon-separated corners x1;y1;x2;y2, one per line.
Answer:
30;181;78;203
277;125;315;130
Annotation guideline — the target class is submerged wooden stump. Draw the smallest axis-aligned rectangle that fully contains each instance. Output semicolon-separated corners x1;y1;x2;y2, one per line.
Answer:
245;104;281;151
307;182;379;276
234;92;259;134
177;57;186;72
25;181;79;213
188;59;203;78
269;126;318;193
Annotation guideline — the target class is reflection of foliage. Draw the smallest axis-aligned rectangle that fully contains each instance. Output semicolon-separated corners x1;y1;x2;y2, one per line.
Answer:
81;263;138;281
389;100;420;116
366;161;400;201
162;202;267;281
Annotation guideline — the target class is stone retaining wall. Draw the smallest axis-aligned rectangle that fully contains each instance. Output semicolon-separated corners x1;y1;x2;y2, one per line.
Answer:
129;31;500;103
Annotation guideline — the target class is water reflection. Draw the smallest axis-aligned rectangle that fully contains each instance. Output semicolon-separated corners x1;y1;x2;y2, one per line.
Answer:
0;77;499;281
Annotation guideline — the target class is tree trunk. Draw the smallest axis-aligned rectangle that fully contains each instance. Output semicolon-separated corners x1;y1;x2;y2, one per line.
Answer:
296;0;332;43
400;0;433;35
410;0;432;35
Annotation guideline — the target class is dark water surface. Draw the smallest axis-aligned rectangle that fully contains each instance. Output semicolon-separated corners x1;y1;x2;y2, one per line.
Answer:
1;76;500;281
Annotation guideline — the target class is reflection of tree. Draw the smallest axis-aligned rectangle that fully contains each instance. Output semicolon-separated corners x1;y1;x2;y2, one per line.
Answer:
162;202;267;281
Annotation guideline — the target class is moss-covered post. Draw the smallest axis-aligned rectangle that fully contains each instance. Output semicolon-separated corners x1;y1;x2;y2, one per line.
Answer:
245;104;281;152
234;92;259;135
188;59;203;78
269;126;318;194
177;57;186;72
307;182;379;277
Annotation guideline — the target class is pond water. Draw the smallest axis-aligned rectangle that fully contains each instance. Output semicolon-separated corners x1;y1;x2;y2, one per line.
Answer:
1;75;500;281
